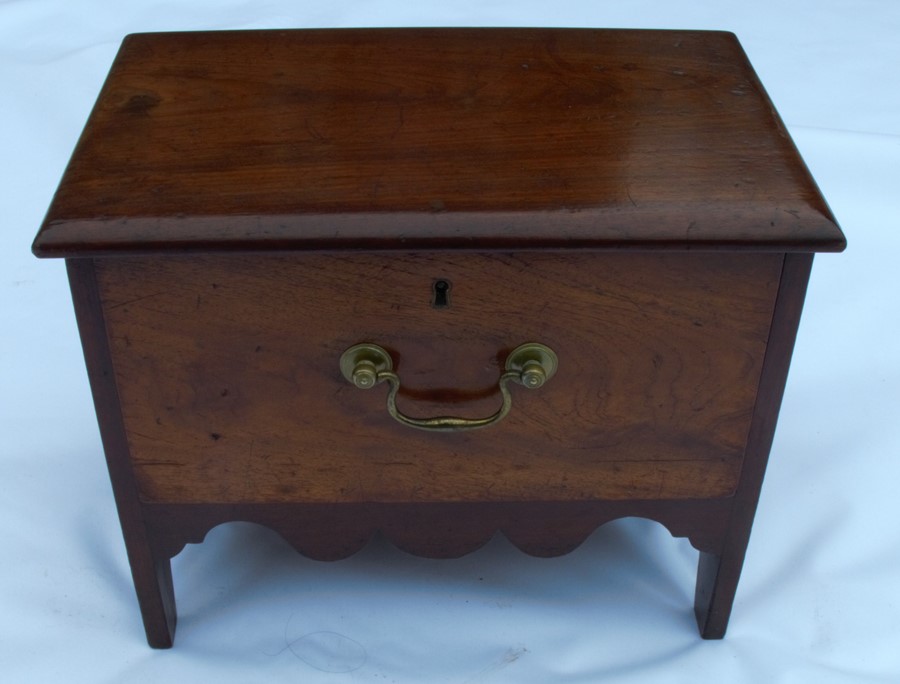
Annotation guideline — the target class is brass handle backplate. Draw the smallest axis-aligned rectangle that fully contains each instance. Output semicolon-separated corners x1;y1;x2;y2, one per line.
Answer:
339;342;558;432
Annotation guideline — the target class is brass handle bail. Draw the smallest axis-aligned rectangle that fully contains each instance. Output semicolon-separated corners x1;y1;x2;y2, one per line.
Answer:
339;342;557;432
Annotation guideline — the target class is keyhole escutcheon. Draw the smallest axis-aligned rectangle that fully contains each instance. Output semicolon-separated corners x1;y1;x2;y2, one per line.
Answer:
432;279;451;308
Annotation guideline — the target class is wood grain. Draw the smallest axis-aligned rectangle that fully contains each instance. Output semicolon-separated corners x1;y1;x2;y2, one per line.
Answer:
32;28;845;256
95;251;782;504
35;29;845;645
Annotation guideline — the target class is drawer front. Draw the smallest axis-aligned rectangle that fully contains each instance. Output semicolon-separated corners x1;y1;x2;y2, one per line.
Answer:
95;252;782;504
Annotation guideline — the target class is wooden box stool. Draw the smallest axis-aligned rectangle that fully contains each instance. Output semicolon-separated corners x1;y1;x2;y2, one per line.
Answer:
32;28;846;647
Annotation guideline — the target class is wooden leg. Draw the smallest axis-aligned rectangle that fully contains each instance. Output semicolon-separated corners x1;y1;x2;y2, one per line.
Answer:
694;253;816;639
127;546;177;648
68;258;177;647
694;549;742;639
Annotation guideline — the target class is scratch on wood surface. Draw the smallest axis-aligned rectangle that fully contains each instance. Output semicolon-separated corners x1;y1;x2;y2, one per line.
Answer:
106;291;168;310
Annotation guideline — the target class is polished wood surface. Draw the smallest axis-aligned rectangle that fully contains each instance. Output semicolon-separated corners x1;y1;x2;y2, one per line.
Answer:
38;29;846;647
33;28;844;256
95;251;781;504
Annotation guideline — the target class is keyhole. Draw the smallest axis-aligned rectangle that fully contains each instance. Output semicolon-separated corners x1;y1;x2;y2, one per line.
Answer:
432;279;451;308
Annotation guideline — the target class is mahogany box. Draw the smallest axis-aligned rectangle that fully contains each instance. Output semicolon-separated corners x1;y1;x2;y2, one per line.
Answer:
32;28;846;647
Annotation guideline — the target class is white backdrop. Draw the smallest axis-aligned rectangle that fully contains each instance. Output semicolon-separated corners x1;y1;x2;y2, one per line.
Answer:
2;2;899;682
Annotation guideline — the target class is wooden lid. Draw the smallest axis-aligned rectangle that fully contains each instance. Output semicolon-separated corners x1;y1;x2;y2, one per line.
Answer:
33;28;845;257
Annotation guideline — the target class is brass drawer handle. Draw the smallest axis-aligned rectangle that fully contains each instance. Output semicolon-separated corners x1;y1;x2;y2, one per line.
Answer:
339;342;558;432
